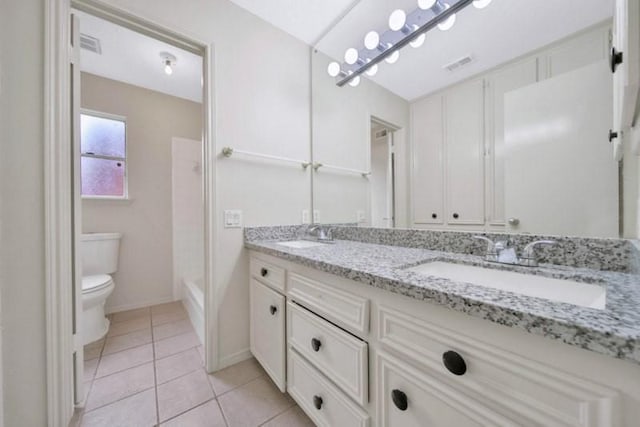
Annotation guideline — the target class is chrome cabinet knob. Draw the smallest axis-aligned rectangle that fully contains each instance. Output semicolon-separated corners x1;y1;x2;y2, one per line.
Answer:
507;217;520;226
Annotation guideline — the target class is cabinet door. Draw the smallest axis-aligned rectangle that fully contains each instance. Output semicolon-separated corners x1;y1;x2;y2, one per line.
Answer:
486;58;537;226
445;79;485;225
411;94;444;225
542;25;610;79
613;0;639;131
377;351;514;427
250;279;286;391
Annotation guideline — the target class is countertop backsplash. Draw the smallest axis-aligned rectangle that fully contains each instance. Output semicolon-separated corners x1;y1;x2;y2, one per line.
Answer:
244;225;640;274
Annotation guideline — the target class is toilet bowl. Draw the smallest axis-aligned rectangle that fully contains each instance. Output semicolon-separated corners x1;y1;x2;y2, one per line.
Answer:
81;232;122;345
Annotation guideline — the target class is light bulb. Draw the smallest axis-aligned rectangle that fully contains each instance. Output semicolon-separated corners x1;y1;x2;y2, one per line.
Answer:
410;33;426;48
365;64;378;76
385;50;400;64
164;61;173;75
437;5;456;31
348;76;361;87
327;61;341;77
388;9;406;31
364;31;380;50
473;0;492;9
417;0;437;9
344;48;359;65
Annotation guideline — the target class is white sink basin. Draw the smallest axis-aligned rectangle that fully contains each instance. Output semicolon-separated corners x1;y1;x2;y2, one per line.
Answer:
407;261;606;309
277;240;327;249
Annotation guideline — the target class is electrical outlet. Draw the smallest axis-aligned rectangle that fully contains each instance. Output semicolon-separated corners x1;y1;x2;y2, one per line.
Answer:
224;210;242;228
357;210;366;223
313;210;320;223
301;210;310;224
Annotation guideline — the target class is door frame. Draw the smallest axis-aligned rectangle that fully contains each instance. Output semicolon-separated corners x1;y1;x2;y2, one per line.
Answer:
369;115;400;228
44;1;218;424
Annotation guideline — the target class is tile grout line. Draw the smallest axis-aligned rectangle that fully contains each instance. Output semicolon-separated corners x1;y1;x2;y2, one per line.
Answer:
150;310;161;426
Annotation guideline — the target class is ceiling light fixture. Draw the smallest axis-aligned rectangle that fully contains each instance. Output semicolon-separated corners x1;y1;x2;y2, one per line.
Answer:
328;0;482;87
160;52;177;75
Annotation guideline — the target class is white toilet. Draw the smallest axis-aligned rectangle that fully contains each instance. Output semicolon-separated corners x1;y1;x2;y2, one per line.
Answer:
81;232;122;345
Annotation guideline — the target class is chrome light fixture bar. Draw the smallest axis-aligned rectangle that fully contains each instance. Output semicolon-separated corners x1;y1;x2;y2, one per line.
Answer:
334;0;477;87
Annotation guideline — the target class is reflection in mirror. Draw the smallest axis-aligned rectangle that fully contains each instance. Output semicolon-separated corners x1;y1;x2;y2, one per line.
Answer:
311;0;637;238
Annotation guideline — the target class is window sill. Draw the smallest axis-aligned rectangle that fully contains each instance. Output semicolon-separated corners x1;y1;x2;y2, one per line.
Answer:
82;196;134;204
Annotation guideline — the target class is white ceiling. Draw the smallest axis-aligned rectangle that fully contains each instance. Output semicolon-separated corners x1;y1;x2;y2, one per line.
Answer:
76;10;203;103
230;0;614;101
227;0;360;45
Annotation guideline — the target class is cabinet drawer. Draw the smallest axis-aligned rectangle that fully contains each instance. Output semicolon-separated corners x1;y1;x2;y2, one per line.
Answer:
378;306;619;426
377;350;514;427
250;279;285;392
288;348;369;427
288;272;369;335
250;256;285;293
288;302;368;405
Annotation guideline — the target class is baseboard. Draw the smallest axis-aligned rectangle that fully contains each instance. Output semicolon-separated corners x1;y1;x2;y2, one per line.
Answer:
105;296;175;314
182;289;204;346
217;348;252;371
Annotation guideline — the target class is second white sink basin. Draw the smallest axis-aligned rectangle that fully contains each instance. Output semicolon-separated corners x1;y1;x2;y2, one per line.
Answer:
407;261;606;309
277;240;327;249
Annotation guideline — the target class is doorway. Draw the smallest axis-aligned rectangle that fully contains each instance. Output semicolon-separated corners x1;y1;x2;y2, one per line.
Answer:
370;118;397;228
67;1;214;414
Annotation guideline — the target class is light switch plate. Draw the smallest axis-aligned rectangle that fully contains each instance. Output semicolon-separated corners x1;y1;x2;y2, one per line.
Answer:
301;210;310;224
224;210;242;228
313;210;320;223
357;210;366;223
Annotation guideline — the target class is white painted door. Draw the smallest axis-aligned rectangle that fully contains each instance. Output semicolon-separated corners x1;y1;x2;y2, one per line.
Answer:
411;94;444;225
71;12;85;405
446;79;485;225
504;61;618;237
486;58;538;226
250;279;286;392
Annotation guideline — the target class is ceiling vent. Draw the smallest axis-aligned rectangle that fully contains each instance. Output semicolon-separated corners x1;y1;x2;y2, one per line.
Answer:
375;129;388;139
443;55;473;72
80;33;102;54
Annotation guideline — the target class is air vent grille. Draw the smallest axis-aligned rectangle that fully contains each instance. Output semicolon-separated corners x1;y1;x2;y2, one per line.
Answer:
80;33;102;54
375;129;388;139
443;55;473;72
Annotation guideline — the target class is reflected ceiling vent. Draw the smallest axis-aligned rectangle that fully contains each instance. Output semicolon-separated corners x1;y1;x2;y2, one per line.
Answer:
443;54;473;72
375;129;388;139
80;33;102;54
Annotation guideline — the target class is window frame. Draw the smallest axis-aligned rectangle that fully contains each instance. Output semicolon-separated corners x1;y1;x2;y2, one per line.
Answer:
80;108;129;200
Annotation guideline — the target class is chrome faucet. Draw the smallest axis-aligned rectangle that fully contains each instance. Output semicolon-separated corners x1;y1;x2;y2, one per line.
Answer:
473;236;556;267
518;240;556;267
308;224;332;241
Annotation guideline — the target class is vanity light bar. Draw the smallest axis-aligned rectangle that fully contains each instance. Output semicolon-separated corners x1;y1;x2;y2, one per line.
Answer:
335;0;476;87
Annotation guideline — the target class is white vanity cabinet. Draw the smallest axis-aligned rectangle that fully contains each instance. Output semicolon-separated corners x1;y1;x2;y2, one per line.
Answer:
248;251;640;426
249;257;286;391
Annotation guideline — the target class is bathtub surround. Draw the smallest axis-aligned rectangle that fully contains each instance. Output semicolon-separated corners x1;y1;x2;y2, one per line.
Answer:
81;72;202;313
245;228;640;365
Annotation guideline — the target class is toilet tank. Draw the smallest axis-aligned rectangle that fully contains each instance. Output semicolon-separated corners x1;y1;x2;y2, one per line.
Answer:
81;233;122;276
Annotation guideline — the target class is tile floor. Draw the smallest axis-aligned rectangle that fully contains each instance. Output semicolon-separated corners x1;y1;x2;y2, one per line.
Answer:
77;301;314;427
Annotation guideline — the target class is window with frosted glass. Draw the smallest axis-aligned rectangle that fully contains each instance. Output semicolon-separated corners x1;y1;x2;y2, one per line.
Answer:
80;112;127;197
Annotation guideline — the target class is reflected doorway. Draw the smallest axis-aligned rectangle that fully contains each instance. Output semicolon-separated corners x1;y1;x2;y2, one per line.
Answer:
370;118;397;228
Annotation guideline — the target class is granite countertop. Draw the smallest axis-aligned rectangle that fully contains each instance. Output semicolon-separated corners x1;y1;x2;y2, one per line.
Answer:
245;238;640;365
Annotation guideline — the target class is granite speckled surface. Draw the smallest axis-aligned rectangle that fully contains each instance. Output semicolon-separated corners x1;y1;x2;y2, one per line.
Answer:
245;228;640;365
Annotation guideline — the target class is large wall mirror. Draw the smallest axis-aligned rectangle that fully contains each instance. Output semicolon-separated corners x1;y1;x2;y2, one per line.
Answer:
311;0;637;238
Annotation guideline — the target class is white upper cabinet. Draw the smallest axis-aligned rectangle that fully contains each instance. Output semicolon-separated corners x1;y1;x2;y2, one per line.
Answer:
613;0;639;133
445;79;485;225
411;94;444;225
485;58;538;226
541;25;610;79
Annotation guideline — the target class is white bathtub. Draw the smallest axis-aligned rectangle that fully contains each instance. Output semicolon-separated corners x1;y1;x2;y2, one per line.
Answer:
183;278;204;345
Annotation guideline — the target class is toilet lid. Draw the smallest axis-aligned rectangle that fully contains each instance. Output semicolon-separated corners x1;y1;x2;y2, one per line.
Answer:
83;274;113;293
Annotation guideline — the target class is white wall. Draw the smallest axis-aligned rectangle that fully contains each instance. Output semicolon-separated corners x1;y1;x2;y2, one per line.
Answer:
0;1;48;425
102;0;312;367
81;73;202;313
172;137;204;296
312;50;410;226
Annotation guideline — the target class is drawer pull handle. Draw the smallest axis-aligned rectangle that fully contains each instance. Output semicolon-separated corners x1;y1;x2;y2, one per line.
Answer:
260;268;268;277
442;350;467;376
313;395;323;410
391;389;408;411
269;305;277;315
452;213;459;219
311;338;322;352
